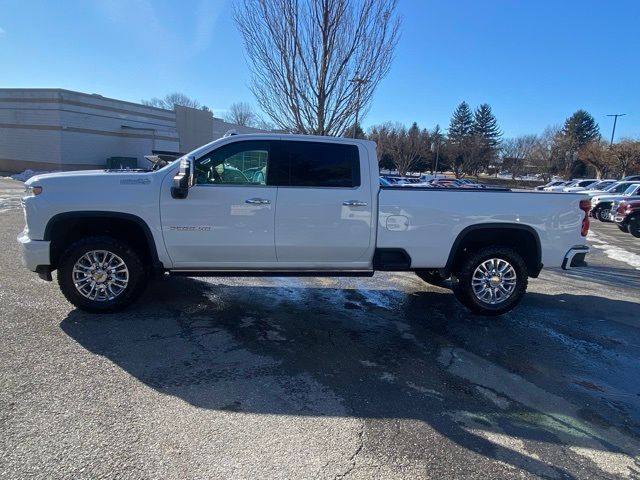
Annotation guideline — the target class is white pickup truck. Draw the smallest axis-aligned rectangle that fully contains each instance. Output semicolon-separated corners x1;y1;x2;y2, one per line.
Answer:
18;134;590;315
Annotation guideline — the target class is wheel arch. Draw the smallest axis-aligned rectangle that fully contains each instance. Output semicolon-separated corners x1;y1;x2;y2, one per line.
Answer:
443;223;542;279
44;211;162;272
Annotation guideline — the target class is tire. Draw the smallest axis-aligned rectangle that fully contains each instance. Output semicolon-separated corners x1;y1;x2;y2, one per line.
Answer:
617;223;630;233
57;236;146;313
451;246;528;316
416;269;450;288
597;208;611;222
629;216;640;238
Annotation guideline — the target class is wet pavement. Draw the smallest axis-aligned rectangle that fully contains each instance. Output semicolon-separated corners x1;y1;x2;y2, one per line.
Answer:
1;177;639;479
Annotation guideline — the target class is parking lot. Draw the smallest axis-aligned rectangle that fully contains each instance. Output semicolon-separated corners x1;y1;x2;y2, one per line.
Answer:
1;177;639;479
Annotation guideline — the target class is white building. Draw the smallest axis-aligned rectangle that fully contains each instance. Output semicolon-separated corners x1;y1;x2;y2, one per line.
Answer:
0;88;264;173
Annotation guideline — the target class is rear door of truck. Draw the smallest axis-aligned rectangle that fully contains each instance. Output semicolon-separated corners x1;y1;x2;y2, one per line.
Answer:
273;139;375;267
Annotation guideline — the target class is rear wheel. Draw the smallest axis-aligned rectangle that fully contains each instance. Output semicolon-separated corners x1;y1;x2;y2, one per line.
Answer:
57;236;146;313
452;247;528;316
629;216;640;238
597;208;611;222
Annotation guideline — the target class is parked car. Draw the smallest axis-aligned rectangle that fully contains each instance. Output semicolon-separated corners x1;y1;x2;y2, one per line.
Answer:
535;180;566;191
544;180;578;192
429;178;461;188
19;133;590;316
614;199;640;237
562;179;599;192
456;179;486;189
563;180;617;193
621;175;640;182
591;184;640;222
581;181;639;198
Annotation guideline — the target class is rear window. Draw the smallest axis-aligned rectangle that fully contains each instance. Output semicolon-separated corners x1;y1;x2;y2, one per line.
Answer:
273;141;360;188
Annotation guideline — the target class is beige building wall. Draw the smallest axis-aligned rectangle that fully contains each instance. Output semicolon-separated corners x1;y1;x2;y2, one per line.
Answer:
0;88;269;173
174;105;214;153
0;89;179;172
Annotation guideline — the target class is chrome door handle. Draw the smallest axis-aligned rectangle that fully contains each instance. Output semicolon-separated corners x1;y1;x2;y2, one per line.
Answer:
245;198;271;205
343;200;368;207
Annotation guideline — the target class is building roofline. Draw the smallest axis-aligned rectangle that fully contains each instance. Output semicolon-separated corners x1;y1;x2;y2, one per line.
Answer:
0;87;173;114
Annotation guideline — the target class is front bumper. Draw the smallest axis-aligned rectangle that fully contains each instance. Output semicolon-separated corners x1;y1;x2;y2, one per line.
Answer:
561;245;590;270
17;232;51;273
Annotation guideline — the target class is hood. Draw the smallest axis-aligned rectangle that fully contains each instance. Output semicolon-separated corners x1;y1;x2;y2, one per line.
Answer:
593;194;630;203
25;169;152;186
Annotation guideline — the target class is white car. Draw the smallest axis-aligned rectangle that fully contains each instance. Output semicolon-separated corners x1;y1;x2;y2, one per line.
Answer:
590;184;640;221
582;181;640;198
561;179;599;192
564;179;615;193
18;134;590;316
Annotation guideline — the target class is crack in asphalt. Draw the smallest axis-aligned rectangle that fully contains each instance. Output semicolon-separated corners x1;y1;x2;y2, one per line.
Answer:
335;420;365;479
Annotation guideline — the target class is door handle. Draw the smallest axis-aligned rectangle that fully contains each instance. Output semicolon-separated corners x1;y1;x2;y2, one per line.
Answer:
245;198;271;205
343;200;368;207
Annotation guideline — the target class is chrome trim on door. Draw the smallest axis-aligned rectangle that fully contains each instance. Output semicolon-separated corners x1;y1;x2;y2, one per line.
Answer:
245;198;271;205
342;200;368;207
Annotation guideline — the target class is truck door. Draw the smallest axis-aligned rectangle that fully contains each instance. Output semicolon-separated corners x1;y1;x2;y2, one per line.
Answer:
273;140;374;267
160;140;277;268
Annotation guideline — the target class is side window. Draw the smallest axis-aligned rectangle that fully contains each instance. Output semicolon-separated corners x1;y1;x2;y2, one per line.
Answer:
194;141;270;186
276;141;360;188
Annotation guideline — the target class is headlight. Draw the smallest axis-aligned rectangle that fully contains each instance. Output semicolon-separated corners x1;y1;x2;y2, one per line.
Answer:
24;185;43;196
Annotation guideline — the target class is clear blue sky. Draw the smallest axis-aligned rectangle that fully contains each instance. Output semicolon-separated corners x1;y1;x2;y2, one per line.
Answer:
1;0;638;139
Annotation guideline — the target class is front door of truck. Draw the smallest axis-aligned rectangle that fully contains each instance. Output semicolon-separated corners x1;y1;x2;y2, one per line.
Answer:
160;140;277;268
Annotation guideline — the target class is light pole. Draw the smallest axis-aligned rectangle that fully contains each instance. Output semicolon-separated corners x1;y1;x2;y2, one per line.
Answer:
350;77;369;138
606;113;626;145
431;139;440;176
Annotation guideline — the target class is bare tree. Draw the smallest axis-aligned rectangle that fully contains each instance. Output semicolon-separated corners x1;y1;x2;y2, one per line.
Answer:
369;122;429;175
141;92;202;110
235;0;401;136
529;126;561;182
579;138;614;179
501;134;537;179
610;139;640;177
224;102;258;127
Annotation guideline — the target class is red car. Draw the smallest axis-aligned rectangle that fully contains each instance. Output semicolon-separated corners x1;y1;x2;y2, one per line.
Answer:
614;199;640;237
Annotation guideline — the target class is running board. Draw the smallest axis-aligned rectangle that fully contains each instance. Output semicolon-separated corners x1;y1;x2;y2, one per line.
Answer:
168;270;375;278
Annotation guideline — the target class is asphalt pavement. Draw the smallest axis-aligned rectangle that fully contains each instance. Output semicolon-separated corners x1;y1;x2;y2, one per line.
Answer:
1;177;640;479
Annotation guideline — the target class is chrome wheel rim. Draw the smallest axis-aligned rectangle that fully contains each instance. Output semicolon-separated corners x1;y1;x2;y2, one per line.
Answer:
72;250;129;301
471;258;517;305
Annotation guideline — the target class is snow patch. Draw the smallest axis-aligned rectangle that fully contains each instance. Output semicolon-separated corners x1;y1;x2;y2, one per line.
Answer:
588;231;640;270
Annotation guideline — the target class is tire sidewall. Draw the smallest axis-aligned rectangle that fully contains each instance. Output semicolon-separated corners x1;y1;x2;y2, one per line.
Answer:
629;216;640;238
58;236;145;313
453;247;528;316
597;208;611;222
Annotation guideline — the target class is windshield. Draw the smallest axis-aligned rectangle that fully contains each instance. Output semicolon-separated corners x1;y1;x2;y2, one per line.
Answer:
577;180;596;187
623;184;638;195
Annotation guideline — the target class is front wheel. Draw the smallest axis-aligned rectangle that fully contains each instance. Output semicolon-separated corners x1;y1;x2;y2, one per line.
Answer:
617;223;630;233
629;216;640;238
57;236;146;313
452;247;528;316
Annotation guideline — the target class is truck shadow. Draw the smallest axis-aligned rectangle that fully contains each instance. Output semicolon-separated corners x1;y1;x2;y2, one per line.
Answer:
60;275;640;478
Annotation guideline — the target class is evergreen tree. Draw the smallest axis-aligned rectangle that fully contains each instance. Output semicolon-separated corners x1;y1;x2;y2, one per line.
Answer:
447;102;474;142
472;103;502;148
558;110;600;177
446;102;474;177
561;110;600;150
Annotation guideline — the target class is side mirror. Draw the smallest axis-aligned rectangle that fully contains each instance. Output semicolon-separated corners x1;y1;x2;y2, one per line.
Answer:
171;157;194;199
